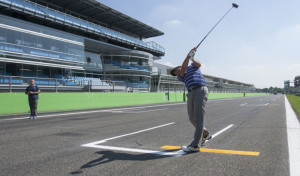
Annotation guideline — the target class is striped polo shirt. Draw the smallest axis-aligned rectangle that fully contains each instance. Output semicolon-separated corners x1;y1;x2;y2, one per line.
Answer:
177;63;206;90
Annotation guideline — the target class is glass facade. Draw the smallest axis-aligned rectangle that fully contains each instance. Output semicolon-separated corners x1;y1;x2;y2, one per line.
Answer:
0;15;84;64
0;61;5;74
102;50;153;89
0;0;165;54
0;14;154;88
0;62;75;78
0;1;161;91
84;51;103;71
103;50;153;72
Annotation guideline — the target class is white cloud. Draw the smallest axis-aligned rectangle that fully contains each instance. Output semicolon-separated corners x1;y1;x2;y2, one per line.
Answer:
161;62;176;67
286;64;300;70
150;4;183;21
284;64;300;81
276;24;300;41
237;65;269;71
166;20;181;25
143;38;154;42
201;64;216;72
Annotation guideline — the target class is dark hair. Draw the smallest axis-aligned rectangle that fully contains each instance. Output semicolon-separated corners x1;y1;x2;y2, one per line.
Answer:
170;66;180;76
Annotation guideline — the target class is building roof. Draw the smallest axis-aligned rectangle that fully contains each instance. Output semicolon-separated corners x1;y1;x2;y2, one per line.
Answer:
29;0;164;39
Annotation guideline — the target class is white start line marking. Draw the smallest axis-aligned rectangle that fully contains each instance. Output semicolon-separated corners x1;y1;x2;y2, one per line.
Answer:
81;122;234;156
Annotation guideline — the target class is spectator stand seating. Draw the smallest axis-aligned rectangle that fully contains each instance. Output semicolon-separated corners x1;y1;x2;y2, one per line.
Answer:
0;71;23;84
110;60;149;71
68;76;110;86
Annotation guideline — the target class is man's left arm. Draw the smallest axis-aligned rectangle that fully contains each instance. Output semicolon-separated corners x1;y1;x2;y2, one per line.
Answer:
33;86;40;94
191;58;201;68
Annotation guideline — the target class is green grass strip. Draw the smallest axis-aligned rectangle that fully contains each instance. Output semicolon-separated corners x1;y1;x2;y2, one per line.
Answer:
0;92;268;115
286;94;300;118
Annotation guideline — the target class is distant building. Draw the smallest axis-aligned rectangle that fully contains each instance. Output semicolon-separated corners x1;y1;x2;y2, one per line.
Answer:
152;62;255;92
0;0;164;91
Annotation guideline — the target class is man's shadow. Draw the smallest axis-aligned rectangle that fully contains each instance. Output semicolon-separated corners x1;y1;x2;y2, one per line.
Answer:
70;149;181;175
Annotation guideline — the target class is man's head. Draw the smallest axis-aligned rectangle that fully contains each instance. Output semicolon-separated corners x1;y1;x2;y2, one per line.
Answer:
30;79;35;86
170;66;182;76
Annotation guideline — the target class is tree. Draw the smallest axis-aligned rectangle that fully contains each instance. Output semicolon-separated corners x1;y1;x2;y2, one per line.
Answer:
294;76;300;88
274;87;283;93
269;86;274;93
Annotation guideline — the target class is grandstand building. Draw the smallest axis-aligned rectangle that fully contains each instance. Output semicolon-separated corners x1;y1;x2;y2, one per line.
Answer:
152;62;256;93
0;0;255;92
0;0;164;91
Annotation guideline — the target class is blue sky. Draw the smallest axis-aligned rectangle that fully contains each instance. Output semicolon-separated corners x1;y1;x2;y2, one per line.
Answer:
99;0;300;88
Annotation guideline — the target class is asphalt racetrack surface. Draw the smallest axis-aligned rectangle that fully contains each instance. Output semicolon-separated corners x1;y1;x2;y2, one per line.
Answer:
0;95;290;176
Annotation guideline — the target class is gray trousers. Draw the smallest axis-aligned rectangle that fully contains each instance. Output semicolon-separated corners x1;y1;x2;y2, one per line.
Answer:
29;99;38;116
187;86;209;147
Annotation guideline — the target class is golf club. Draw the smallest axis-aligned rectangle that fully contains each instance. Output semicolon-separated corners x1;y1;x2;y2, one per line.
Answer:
195;3;238;49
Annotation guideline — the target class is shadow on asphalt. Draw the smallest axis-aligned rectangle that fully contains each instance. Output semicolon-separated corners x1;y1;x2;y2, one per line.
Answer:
70;150;184;175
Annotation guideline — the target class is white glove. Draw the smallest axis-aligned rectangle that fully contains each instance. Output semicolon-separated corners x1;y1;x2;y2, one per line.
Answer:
188;50;196;57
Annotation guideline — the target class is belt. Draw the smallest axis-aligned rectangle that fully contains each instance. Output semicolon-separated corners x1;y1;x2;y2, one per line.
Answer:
188;85;204;92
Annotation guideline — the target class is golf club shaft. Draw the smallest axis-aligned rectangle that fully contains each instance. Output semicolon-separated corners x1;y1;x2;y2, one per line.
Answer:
195;6;235;49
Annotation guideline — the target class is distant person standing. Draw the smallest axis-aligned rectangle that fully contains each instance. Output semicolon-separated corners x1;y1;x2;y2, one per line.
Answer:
25;79;40;119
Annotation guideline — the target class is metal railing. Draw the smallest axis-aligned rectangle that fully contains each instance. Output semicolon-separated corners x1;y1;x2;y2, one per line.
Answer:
0;75;82;92
0;75;153;92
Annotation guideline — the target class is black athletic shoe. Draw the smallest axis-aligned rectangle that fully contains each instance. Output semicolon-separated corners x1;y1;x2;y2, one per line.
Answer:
201;134;212;146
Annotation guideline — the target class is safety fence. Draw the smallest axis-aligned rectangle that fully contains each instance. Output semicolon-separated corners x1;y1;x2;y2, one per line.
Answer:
1;75;255;93
0;75;129;92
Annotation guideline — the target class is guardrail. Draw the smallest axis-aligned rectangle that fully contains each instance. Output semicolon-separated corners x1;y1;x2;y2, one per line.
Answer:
0;75;152;92
0;75;82;92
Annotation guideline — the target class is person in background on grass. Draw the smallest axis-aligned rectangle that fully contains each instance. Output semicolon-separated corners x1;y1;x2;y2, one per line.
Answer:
25;79;40;119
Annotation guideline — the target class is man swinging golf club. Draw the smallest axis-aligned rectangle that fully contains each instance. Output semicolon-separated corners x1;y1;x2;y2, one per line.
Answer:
171;48;211;152
170;3;238;152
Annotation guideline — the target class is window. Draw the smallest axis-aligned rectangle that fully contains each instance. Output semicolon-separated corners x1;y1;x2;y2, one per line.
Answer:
86;57;91;63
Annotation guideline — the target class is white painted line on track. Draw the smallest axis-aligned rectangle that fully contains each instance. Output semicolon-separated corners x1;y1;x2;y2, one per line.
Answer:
83;145;183;156
240;103;269;107
0;103;186;122
122;108;168;114
284;96;300;176
208;100;224;103
81;123;234;157
87;122;175;144
81;122;175;147
81;122;183;156
211;124;234;139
